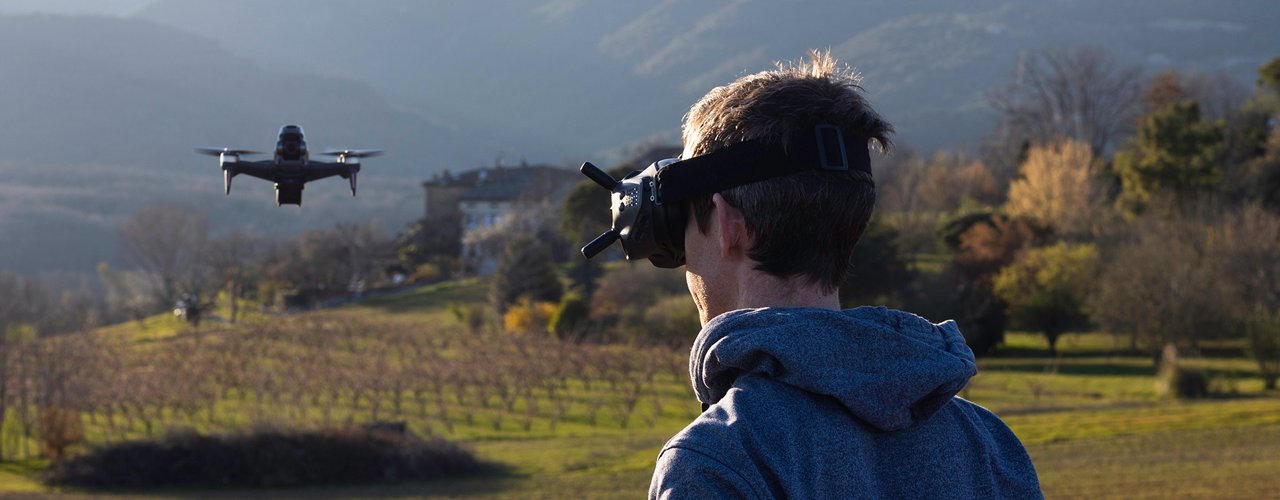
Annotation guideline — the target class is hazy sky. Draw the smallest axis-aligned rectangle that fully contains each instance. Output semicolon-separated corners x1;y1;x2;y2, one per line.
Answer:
0;0;144;16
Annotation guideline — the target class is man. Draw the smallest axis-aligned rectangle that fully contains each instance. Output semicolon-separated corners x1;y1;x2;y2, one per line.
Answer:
648;51;1042;499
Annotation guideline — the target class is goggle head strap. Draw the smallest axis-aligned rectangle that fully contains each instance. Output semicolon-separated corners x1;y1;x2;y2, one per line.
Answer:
578;125;871;268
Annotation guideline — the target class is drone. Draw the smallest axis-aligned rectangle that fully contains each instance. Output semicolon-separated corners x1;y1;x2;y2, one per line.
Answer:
196;125;382;206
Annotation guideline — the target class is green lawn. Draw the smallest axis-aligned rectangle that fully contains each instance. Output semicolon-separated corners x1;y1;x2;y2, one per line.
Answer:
3;285;1278;499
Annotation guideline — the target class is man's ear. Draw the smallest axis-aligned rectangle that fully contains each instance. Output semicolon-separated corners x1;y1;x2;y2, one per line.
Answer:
712;193;748;259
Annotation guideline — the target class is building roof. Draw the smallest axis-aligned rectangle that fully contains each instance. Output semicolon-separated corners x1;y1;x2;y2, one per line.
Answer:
424;164;578;202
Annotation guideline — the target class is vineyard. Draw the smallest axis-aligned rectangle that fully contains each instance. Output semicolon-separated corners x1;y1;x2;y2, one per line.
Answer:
0;310;694;465
0;281;1277;498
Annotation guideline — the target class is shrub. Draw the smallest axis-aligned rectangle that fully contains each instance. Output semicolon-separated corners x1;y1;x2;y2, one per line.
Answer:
502;298;556;335
408;263;443;284
1154;344;1210;399
39;405;85;462
45;427;497;489
549;293;590;338
1245;308;1280;390
489;233;563;313
642;295;702;345
590;265;685;323
449;302;488;332
1166;368;1209;399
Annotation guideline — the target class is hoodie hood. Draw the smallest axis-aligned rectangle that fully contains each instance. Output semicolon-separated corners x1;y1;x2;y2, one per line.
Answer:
690;306;977;431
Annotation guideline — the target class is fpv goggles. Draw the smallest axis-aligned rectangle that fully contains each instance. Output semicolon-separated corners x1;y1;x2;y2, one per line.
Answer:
578;124;872;268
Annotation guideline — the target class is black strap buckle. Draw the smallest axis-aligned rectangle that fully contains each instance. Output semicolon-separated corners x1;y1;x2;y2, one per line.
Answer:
814;124;849;171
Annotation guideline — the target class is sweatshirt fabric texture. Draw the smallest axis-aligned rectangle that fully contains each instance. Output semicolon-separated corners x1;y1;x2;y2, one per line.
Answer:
649;306;1042;499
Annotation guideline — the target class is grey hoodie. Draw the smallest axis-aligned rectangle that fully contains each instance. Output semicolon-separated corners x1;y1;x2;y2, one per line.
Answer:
649;306;1042;499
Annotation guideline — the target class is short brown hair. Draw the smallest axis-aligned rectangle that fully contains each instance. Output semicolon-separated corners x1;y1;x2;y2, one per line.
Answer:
684;50;893;293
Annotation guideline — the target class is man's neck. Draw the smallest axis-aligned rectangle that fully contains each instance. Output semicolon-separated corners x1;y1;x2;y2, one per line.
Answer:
729;267;841;312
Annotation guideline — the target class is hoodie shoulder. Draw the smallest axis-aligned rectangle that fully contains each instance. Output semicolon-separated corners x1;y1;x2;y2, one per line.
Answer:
951;398;1044;498
650;441;766;500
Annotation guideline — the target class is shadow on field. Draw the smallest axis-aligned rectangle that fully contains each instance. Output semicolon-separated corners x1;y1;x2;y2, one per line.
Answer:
991;345;1131;359
979;362;1156;377
108;472;518;499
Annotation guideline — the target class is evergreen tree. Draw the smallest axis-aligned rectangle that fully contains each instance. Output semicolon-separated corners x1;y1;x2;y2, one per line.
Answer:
1258;55;1280;95
490;233;563;313
1114;101;1225;214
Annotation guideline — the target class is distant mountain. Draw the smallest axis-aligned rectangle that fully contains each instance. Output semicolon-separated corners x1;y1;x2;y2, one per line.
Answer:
133;0;1280;152
1;3;1277;276
0;14;558;176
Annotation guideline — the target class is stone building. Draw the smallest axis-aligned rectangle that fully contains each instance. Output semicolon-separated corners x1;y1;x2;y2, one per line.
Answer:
422;164;577;274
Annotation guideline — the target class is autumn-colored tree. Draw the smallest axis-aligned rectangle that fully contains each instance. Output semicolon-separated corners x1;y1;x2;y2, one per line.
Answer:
993;242;1100;355
934;213;1043;356
953;215;1040;283
1005;139;1107;238
1143;70;1188;114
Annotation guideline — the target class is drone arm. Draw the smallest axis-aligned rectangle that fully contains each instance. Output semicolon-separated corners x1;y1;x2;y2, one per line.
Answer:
302;162;350;182
233;161;279;182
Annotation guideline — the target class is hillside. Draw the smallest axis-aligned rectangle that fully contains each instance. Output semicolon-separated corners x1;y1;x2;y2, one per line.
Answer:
134;0;1280;152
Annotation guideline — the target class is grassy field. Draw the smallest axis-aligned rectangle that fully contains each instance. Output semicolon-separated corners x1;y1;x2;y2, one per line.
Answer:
1;281;1277;499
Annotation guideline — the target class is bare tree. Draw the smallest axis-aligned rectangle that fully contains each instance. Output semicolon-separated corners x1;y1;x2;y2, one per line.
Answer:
1090;202;1240;354
990;46;1143;155
117;203;217;313
202;230;266;323
261;221;392;299
0;273;54;336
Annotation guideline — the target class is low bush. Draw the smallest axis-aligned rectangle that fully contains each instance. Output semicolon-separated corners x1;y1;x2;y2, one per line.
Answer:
1168;368;1209;399
45;427;498;489
449;302;489;332
549;292;589;338
502;298;556;334
408;262;444;284
642;295;702;344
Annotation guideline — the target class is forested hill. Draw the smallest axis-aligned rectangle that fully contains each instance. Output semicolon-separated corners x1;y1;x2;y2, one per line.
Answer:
133;0;1280;153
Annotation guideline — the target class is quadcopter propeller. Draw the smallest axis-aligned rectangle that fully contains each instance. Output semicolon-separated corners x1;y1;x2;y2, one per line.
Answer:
195;147;262;156
320;149;381;197
320;149;383;158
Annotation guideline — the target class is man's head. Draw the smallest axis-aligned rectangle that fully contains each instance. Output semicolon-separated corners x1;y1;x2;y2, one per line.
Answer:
681;50;892;316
